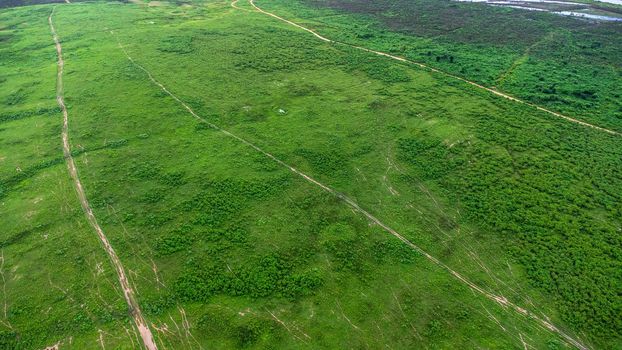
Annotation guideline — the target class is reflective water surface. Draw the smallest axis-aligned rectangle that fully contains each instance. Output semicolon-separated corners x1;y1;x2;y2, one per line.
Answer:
454;0;622;21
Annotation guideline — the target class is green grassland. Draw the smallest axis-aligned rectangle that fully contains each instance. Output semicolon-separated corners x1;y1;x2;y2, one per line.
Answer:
0;0;621;349
260;0;622;132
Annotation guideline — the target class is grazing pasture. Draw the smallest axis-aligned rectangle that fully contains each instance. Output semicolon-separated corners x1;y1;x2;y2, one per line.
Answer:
0;0;620;349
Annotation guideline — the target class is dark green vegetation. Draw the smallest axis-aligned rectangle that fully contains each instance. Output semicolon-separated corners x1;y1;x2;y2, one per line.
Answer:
0;0;61;9
0;0;620;349
264;0;622;132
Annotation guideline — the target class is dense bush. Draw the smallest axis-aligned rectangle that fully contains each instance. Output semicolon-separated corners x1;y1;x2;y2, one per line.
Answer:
294;148;348;175
337;52;411;83
363;63;411;83
155;231;193;255
231;29;340;73
4;89;27;106
0;331;19;349
151;176;290;256
173;252;323;301
397;136;465;179
196;308;282;348
157;35;194;54
396;114;622;341
0;107;59;123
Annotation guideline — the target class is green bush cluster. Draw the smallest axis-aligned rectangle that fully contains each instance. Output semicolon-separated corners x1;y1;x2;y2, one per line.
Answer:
396;115;622;340
0;223;50;249
0;331;19;349
155;230;193;255
127;162;187;186
157;35;194;54
148;176;290;257
363;63;411;83
338;51;411;83
197;308;282;348
0;157;64;200
4;89;27;106
174;252;323;300
0;107;59;124
231;29;339;73
397;136;465;180
294;148;348;175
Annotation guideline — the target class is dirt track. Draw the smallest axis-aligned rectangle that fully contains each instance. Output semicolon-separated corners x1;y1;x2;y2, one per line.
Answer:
248;0;619;137
49;7;157;350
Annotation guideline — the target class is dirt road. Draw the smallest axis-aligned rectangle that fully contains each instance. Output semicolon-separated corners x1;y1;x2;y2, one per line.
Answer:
49;7;157;350
248;0;619;137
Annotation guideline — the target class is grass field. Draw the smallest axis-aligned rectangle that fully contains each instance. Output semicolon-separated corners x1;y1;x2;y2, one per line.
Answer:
0;0;621;349
261;0;622;132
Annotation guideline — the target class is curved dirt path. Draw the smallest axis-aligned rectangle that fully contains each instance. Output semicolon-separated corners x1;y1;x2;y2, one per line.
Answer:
113;25;589;349
248;0;619;137
230;0;249;11
49;7;157;350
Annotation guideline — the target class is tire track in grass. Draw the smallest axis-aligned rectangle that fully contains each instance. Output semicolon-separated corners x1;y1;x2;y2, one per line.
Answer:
248;0;620;137
48;7;158;350
112;24;589;349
